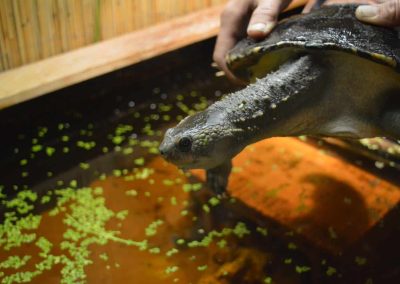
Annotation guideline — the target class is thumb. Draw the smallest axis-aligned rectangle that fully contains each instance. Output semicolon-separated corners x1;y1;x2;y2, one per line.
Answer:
356;0;400;27
247;0;291;38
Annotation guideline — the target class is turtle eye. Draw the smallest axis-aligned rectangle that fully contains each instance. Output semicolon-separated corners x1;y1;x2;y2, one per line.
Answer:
177;137;192;152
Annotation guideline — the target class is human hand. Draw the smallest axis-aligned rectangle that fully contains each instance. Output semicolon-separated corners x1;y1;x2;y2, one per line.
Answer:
356;0;400;26
213;0;294;83
213;0;377;83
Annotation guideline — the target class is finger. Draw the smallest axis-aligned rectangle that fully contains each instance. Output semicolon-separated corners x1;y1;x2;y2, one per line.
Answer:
247;0;292;38
303;0;319;13
356;0;400;26
303;0;378;14
213;0;252;83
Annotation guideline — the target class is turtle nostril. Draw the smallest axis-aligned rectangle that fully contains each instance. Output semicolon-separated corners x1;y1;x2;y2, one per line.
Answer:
159;146;167;157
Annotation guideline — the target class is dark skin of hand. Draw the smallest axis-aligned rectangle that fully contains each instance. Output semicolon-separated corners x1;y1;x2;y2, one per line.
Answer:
213;0;400;83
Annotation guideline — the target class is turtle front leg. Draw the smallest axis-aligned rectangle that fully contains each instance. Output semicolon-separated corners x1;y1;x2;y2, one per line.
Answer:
206;160;232;196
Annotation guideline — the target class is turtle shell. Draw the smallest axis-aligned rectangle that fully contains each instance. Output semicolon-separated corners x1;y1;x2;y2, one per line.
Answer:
227;5;400;81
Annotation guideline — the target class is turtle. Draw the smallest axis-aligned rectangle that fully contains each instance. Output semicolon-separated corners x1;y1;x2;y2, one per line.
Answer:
159;4;400;195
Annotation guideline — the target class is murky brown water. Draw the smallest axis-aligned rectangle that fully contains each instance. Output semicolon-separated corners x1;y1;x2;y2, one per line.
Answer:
1;39;400;284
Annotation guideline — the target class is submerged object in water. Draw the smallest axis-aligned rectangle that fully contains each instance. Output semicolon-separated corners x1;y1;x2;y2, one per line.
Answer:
160;5;400;194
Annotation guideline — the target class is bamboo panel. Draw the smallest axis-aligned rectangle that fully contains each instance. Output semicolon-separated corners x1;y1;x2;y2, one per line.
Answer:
0;0;228;71
81;0;97;44
0;5;225;108
0;6;7;71
1;0;21;68
36;0;55;57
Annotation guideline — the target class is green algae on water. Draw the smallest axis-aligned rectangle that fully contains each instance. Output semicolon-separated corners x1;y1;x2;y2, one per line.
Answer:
0;186;148;284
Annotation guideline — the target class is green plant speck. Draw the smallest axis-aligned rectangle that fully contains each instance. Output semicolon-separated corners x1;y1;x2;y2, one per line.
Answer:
284;258;292;264
32;145;42;152
46;147;56;156
326;266;337;276
264;276;272;283
165;266;179;274
126;189;138;197
134;158;145;166
256;227;268;236
295;266;311;274
145;220;164;237
79;162;90;170
208;197;220;206
355;256;367;266
202;204;210;213
217;239;227;248
197;265;208;271
149;247;161;254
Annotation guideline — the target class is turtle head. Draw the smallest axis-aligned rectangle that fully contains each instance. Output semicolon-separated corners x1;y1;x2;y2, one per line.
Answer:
159;110;241;170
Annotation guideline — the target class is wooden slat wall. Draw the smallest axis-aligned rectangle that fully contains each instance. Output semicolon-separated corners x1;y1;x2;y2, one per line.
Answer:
0;0;227;71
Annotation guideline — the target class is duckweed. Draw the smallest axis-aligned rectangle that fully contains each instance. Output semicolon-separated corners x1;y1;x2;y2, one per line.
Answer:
202;204;210;213
0;256;31;270
35;237;53;255
187;222;250;248
355;256;367;266
2;83;385;284
149;247;161;254
170;197;178;206
165;266;179;274
264;276;272;283
122;147;134;155
0;186;151;283
284;258;292;264
182;183;202;193
79;163;90;170
326;266;337;276
31;145;42;152
46;147;56;157
295;266;311;274
125;189;138;197
61;135;70;142
134;158;145;166
76;141;96;150
256;227;268;236
166;248;179;257
216;239;227;249
145;220;164;237
98;253;108;261
208;197;220;207
197;265;208;271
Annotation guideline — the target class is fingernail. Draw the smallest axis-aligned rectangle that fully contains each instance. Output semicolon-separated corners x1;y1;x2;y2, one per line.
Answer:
356;5;378;18
247;22;274;34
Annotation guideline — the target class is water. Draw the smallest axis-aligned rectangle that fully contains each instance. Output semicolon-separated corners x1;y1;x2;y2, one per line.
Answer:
0;40;400;284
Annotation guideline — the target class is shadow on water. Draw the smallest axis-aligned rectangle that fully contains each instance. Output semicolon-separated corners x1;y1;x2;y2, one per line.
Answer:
293;174;370;250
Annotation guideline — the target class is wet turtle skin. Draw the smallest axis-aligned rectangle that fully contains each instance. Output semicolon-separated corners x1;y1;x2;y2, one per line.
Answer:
227;4;400;168
227;5;400;81
160;5;400;195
